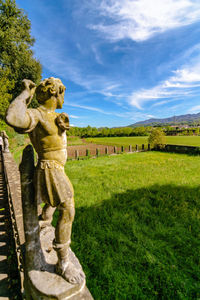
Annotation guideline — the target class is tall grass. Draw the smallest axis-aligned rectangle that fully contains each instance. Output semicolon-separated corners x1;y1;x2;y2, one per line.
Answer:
65;152;200;299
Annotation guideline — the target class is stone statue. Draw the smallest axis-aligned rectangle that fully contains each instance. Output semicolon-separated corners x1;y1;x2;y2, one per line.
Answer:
1;130;9;152
6;78;85;285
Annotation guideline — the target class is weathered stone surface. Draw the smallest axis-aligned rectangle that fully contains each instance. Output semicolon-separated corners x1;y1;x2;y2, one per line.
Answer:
1;131;9;153
3;152;24;245
6;78;93;299
28;225;88;300
20;145;92;299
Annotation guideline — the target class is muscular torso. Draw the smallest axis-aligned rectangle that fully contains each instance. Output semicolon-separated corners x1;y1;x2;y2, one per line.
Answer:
28;108;67;166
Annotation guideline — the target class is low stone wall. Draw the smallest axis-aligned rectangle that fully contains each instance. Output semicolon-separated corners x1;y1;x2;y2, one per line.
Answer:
2;152;25;294
155;144;200;154
68;143;151;159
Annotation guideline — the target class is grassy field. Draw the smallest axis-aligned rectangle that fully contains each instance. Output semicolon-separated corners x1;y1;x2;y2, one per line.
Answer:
4;126;199;298
86;136;200;147
65;152;200;299
67;136;86;146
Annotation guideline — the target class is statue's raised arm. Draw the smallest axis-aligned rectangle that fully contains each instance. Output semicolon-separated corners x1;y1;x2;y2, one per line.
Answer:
6;79;36;129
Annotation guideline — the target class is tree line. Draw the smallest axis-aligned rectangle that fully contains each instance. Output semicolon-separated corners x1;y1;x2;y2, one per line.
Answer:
67;125;200;138
0;0;42;119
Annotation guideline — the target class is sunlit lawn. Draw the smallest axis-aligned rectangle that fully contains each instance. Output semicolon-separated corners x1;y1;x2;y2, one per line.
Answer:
65;152;200;299
86;136;200;147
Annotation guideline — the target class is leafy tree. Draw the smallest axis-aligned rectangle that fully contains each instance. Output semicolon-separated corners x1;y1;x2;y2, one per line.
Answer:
0;67;14;118
0;0;42;118
148;128;166;148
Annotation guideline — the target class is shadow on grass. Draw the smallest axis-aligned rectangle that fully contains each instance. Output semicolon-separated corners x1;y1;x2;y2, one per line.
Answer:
71;184;200;300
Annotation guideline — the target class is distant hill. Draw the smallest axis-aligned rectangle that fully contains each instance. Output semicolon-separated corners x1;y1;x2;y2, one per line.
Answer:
128;112;200;127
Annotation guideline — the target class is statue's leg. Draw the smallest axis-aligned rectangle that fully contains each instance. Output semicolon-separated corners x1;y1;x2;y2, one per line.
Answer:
55;202;74;244
54;202;74;262
41;204;56;221
54;202;85;284
39;204;56;228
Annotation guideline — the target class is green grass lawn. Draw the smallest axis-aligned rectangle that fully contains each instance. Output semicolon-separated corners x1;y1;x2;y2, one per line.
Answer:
86;136;200;147
65;152;200;299
67;136;86;146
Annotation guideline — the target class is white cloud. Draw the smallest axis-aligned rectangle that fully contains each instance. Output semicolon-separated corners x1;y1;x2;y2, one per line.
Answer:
169;68;200;83
188;105;200;113
67;103;107;113
129;62;200;109
67;102;123;117
69;115;79;119
152;100;172;107
127;112;156;121
91;45;103;65
88;0;200;41
66;102;144;119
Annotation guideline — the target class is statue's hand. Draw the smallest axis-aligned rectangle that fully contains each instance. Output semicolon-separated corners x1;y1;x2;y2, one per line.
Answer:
22;79;36;105
56;113;70;131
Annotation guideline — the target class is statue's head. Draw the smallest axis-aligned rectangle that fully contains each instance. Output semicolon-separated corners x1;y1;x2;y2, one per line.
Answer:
35;77;66;108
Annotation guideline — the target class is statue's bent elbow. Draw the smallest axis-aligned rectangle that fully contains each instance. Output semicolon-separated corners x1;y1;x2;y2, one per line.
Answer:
5;111;14;127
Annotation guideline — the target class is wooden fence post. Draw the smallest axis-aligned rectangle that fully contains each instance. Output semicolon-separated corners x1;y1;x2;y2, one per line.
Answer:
96;148;100;157
86;149;90;157
105;147;108;155
136;144;138;152
75;150;79;160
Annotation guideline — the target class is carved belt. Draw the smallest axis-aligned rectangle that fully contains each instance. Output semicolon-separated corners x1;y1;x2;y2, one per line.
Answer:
37;160;64;170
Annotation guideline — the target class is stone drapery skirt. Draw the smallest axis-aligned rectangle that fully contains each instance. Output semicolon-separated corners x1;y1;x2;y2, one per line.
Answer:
34;160;74;207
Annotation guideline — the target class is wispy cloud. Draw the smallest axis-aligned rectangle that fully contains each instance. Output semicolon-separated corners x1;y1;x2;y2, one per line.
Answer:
69;115;80;119
66;102;124;117
152;100;173;107
66;103;107;113
188;105;200;113
36;41;121;98
129;61;200;109
88;0;200;42
127;112;156;122
66;102;145;120
91;45;103;65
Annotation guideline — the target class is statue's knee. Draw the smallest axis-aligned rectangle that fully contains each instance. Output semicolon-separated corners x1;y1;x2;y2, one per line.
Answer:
59;202;75;222
67;206;75;222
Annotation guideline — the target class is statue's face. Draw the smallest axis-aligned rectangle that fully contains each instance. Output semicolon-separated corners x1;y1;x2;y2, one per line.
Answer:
57;92;65;109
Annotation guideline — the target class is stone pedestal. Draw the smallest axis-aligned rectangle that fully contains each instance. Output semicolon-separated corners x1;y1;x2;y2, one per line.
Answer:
25;226;93;300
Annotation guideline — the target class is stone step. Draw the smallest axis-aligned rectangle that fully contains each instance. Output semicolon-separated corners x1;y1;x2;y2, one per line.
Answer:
0;273;8;280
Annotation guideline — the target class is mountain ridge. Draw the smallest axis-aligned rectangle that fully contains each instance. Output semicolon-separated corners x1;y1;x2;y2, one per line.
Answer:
128;112;200;127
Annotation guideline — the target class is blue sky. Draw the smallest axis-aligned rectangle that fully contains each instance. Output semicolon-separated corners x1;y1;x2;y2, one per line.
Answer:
16;0;200;127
